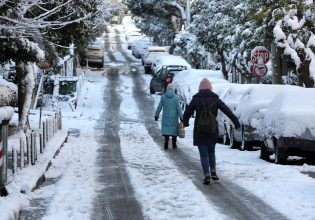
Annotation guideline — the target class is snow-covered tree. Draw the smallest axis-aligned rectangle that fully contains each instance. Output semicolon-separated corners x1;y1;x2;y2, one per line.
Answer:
174;30;214;69
271;1;315;87
125;0;176;38
0;0;112;130
188;0;247;79
125;0;193;39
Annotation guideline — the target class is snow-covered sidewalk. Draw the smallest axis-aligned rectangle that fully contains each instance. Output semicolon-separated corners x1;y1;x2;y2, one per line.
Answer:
0;129;68;219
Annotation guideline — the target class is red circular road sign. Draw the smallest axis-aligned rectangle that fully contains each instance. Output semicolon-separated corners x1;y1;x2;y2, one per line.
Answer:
251;46;270;65
252;65;268;78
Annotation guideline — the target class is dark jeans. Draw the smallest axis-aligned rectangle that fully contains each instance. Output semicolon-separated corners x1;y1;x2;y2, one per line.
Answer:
197;144;216;177
163;135;177;143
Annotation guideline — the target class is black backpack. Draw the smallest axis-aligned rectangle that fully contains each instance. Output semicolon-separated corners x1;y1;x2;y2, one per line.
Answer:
197;98;217;134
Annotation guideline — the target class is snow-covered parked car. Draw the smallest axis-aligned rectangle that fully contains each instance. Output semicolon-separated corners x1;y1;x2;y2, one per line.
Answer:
126;32;143;49
172;69;229;110
233;84;301;151
149;65;188;94
213;83;255;145
151;55;191;76
259;88;315;164
211;83;235;144
142;46;169;74
131;40;153;59
82;39;104;68
149;55;191;94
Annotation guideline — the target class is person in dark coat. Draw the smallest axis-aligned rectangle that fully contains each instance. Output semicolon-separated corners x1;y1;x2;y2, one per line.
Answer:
183;78;240;184
155;83;183;150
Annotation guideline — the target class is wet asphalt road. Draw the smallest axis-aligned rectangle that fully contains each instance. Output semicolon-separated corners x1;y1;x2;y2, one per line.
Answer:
18;26;290;220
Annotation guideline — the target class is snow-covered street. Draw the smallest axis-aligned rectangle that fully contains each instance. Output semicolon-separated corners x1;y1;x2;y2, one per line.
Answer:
13;25;315;220
2;0;315;219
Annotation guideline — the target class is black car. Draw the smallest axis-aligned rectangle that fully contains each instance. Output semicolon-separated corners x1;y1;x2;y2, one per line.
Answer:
150;65;187;94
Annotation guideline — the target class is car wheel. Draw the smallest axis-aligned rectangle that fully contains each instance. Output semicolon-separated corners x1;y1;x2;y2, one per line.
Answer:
144;67;151;74
260;142;270;161
241;139;249;151
240;129;253;151
274;139;287;164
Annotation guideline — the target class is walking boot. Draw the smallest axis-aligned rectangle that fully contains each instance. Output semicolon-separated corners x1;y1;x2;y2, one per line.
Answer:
172;136;177;149
211;172;219;181
164;142;168;150
203;176;210;185
172;141;177;149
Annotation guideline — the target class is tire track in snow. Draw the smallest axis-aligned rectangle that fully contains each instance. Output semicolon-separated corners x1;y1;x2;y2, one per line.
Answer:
92;67;144;220
118;69;226;220
130;67;288;220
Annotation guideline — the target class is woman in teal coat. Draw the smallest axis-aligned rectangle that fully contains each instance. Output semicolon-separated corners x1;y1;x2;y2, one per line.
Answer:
155;83;183;150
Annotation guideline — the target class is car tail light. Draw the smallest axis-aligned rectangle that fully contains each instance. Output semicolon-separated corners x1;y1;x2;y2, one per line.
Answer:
165;77;171;83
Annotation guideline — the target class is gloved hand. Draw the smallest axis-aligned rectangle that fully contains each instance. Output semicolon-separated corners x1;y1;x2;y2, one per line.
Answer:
155;116;159;121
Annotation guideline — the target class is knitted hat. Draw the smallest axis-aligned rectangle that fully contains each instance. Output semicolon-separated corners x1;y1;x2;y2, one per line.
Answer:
199;78;212;90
